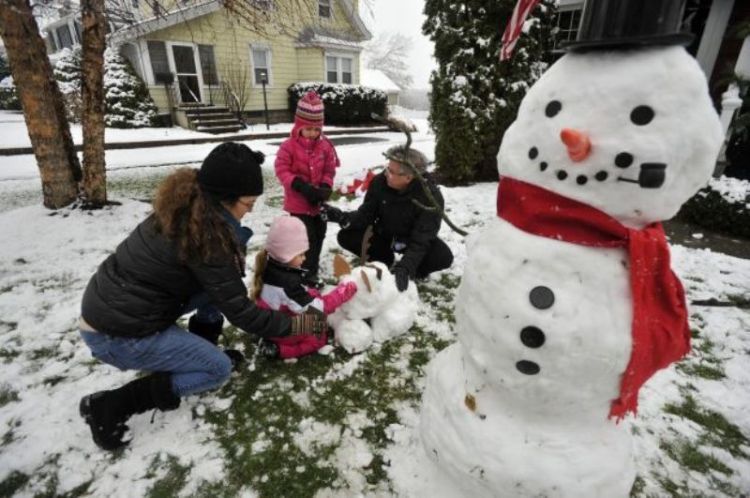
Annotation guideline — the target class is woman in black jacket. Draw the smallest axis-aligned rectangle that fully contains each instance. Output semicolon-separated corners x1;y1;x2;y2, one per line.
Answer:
79;143;302;451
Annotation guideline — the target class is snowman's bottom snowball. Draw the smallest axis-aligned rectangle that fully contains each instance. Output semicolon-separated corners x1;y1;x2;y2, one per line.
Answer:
419;345;636;498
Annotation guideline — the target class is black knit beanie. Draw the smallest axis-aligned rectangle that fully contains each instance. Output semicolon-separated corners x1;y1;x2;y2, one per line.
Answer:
198;142;265;197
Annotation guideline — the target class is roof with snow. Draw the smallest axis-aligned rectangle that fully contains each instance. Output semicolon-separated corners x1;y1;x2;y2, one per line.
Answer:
361;69;400;93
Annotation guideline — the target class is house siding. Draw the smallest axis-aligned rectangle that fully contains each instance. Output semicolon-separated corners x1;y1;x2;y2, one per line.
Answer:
126;0;364;116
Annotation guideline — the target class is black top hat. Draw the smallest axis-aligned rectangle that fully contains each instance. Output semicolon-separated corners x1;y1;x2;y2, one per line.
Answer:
563;0;693;52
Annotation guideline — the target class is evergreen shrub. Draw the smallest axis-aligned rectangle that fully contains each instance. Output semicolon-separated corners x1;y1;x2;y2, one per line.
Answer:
104;49;158;128
424;0;557;184
288;82;387;125
0;77;21;110
53;47;158;127
678;176;750;238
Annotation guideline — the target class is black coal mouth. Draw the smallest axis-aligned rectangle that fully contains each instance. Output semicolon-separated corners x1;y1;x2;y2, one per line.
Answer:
617;163;666;189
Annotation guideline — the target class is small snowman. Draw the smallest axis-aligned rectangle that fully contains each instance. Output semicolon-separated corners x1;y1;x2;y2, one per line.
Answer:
327;255;420;353
419;1;723;496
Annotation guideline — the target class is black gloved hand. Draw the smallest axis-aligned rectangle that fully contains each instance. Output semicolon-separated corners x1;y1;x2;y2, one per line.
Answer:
321;204;350;226
318;183;333;202
291;177;321;205
391;265;410;292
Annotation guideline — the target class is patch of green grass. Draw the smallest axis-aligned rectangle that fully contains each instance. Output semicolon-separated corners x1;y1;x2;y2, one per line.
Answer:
727;293;750;307
659;439;732;475
664;396;749;459
204;315;453;497
0;347;20;362
417;274;461;324
264;195;284;208
108;173;167;201
0;385;19;407
0;470;29;497
629;475;645;496
28;347;58;361
693;336;715;356
146;455;191;498
676;362;725;380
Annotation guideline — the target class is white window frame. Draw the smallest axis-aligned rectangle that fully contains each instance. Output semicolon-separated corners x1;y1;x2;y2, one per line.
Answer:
166;41;205;103
325;52;354;84
250;45;273;87
554;3;584;50
318;0;332;19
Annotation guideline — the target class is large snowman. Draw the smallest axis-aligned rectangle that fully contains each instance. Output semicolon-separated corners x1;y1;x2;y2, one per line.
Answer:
418;1;723;496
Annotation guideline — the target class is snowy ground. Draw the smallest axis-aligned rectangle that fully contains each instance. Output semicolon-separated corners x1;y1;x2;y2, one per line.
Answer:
0;110;375;149
0;116;748;497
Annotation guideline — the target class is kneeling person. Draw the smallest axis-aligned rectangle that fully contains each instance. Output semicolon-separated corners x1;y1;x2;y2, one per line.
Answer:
325;146;453;291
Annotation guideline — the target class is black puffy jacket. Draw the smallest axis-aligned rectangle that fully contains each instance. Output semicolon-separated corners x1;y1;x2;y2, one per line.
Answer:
348;172;444;274
81;215;290;339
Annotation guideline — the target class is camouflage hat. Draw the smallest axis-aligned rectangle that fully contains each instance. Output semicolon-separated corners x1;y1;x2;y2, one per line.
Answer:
383;145;428;175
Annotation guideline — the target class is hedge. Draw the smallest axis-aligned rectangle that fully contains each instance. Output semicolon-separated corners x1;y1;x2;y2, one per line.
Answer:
288;82;387;126
678;176;750;238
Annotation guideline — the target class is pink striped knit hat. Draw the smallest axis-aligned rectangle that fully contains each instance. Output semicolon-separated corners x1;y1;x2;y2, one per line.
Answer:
293;91;324;135
266;216;309;263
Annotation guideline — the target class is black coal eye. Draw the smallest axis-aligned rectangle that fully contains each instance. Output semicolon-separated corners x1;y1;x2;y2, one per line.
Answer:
630;105;654;125
545;100;562;118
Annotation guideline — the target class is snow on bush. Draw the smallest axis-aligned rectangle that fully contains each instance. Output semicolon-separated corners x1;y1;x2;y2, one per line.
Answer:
707;175;750;205
103;49;158;128
53;47;157;128
288;82;387;125
54;47;82;121
0;76;20;110
680;175;750;238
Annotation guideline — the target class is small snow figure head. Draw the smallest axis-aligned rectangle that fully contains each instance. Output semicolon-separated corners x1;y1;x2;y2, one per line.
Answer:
498;46;723;228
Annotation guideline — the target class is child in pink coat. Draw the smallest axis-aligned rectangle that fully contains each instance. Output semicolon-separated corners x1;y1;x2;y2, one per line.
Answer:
275;91;340;287
252;216;357;359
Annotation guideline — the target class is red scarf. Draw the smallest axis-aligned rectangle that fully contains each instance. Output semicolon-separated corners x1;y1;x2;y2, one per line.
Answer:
497;177;690;420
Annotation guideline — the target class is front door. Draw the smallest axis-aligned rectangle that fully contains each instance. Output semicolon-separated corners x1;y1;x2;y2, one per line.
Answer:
171;44;202;103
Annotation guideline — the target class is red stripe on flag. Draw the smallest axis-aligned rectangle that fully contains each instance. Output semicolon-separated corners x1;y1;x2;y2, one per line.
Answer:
500;0;542;61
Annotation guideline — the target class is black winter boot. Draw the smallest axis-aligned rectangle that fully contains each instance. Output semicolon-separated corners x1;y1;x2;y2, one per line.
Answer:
79;372;180;451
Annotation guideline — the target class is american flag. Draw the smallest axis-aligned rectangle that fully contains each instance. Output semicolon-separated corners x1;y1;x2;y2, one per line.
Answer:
500;0;542;61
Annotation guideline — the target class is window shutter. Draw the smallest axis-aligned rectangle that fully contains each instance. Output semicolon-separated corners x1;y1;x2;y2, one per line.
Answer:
198;45;218;85
319;0;331;18
56;25;73;49
147;41;171;84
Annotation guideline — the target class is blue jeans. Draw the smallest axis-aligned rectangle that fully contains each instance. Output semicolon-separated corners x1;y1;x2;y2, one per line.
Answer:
80;325;232;397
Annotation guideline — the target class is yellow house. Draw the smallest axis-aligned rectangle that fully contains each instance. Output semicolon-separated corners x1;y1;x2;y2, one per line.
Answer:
46;0;371;132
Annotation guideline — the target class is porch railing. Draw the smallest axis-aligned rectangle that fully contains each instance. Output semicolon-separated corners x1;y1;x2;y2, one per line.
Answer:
221;80;245;127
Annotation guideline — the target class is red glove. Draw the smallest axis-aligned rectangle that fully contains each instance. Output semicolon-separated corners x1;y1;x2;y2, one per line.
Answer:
321;281;358;314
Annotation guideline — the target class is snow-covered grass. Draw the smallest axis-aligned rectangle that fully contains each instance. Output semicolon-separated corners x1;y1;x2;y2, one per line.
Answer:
0;124;748;497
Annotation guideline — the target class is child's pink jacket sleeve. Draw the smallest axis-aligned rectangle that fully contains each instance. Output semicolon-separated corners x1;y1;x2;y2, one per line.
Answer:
321;137;340;187
274;140;296;189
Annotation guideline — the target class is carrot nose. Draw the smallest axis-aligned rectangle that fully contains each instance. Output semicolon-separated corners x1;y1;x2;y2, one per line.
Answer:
560;128;591;162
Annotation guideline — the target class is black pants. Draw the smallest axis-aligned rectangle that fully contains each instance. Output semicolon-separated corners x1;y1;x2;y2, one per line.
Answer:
337;226;453;278
292;213;327;277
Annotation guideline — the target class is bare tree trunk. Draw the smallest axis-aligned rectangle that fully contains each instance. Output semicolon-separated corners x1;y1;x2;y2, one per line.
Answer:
81;0;107;206
0;0;81;208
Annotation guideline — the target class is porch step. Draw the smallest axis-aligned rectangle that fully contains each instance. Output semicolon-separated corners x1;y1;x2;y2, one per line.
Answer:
195;124;244;134
180;105;244;135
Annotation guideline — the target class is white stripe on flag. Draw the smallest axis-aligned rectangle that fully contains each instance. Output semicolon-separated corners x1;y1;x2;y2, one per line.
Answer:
500;0;542;61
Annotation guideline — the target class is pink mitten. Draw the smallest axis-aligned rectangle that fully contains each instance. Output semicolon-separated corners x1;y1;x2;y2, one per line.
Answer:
321;281;358;314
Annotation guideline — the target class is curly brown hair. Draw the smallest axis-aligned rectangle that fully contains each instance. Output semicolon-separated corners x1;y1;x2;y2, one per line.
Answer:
152;168;239;264
251;249;269;301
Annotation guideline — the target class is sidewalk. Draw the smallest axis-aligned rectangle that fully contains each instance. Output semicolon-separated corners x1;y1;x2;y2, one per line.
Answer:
664;218;750;260
0;126;393;156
